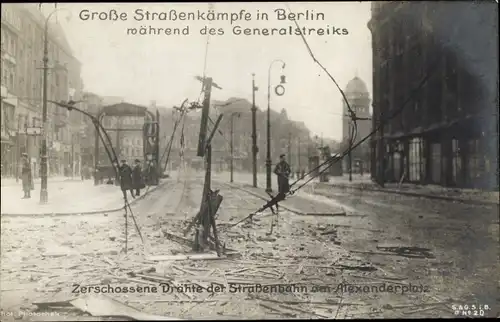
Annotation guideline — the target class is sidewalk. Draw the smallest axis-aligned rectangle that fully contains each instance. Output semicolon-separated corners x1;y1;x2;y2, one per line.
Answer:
1;180;149;216
0;176;82;187
212;171;498;205
317;174;499;205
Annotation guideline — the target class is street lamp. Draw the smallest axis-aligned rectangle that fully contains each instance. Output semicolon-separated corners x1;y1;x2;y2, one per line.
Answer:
266;59;286;193
40;7;71;204
229;112;241;183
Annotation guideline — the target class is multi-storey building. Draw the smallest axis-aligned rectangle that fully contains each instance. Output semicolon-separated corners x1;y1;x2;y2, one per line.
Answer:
341;76;372;173
1;4;84;177
1;4;23;176
368;1;498;190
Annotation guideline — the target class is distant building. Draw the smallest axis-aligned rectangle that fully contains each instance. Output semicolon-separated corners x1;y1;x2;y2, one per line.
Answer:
101;96;124;106
368;2;498;189
96;102;149;166
341;76;372;174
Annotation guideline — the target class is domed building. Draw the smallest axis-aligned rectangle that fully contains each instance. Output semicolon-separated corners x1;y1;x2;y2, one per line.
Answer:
341;76;372;175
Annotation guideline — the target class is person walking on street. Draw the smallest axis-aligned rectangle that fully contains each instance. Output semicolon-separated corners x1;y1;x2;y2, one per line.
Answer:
20;153;32;199
274;154;291;196
118;159;134;200
132;159;145;197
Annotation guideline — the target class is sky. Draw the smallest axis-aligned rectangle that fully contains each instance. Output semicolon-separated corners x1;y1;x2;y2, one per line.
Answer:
42;2;372;141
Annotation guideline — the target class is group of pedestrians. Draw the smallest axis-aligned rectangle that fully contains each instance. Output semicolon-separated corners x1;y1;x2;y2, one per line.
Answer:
117;159;147;200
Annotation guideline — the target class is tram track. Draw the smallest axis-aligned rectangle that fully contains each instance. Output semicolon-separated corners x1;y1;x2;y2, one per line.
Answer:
215;180;452;315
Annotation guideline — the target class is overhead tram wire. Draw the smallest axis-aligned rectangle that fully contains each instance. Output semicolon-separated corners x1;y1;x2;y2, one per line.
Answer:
160;101;188;173
85;111;144;244
251;2;357;191
283;2;359;156
195;2;214;105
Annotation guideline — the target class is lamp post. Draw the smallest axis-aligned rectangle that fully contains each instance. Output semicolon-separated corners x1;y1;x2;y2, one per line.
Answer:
251;73;258;188
40;7;71;204
266;59;286;193
229;112;241;183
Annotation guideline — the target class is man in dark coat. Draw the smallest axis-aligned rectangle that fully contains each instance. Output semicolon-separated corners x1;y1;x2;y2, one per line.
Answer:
132;159;144;197
274;154;291;195
118;159;134;199
21;153;32;199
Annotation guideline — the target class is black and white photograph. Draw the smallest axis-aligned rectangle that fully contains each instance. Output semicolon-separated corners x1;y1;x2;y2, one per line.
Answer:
0;1;498;320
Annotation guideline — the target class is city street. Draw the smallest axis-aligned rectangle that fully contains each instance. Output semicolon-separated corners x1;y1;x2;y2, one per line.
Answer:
1;170;498;320
1;2;497;321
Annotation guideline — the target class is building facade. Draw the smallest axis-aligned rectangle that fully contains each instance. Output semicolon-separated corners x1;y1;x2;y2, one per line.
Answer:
1;4;83;178
96;102;149;167
368;1;498;190
341;76;372;173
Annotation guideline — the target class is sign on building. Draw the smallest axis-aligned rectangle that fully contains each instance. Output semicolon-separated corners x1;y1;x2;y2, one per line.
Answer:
26;127;42;136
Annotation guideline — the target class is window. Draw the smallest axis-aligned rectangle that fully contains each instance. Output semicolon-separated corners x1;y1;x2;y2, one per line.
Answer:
2;65;7;85
430;143;441;184
445;52;458;118
55;74;59;86
427;71;442;123
452;139;462;185
10;38;15;55
467;139;481;184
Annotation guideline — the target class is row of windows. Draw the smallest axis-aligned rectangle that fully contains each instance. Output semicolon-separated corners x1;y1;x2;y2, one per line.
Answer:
376;45;462;132
385;137;486;186
2;5;73;103
1;28;17;57
123;147;143;157
1;6;22;30
1;60;16;91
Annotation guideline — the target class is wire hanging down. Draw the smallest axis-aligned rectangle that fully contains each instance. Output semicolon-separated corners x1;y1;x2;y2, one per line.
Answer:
225;8;448;228
52;102;145;248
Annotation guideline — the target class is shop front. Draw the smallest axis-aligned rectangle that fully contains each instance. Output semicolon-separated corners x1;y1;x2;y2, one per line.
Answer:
1;90;18;177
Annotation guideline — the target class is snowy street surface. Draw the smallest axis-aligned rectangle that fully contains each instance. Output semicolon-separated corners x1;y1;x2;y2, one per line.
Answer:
1;170;499;320
1;180;131;215
316;174;499;205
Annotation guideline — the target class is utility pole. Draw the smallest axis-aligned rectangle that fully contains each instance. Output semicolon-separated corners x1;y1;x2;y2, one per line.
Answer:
297;136;301;177
287;132;291;167
40;18;50;204
266;59;286;193
115;117;122;186
378;113;385;187
71;133;74;178
230;112;240;183
251;73;258;188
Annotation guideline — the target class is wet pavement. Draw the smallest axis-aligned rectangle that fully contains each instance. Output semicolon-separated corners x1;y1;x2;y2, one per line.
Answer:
1;170;499;320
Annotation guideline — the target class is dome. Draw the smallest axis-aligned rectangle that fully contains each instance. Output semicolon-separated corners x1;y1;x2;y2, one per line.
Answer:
345;76;369;94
